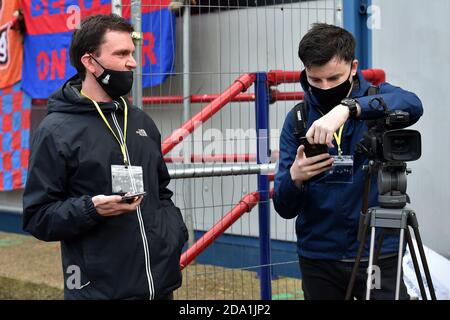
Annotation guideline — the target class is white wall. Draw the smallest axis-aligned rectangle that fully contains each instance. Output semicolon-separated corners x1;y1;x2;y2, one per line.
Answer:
372;0;450;257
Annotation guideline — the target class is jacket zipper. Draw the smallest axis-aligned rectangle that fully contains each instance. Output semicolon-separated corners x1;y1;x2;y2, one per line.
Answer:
111;104;155;300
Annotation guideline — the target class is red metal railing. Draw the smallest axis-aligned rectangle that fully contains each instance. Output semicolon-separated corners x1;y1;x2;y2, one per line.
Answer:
141;91;307;104
164;153;257;163
30;69;386;107
266;69;386;86
143;93;256;104
180;185;275;270
161;73;256;156
180;191;260;269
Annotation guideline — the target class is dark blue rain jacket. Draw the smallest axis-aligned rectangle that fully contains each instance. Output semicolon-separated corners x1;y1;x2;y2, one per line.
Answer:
273;70;423;260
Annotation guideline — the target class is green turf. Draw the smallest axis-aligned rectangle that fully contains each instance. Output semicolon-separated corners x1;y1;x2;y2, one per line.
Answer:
0;276;63;300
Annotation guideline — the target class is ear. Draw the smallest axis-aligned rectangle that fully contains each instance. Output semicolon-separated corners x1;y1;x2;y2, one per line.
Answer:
351;59;359;76
81;54;96;75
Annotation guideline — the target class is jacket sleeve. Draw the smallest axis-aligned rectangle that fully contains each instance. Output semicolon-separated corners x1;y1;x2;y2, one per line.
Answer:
356;82;424;125
273;110;308;219
22;126;104;241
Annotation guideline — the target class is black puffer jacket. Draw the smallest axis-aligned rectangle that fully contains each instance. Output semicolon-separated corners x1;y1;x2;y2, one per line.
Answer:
22;76;188;300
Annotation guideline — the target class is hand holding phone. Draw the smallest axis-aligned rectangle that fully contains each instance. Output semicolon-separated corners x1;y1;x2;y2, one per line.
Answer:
299;137;329;158
121;192;147;204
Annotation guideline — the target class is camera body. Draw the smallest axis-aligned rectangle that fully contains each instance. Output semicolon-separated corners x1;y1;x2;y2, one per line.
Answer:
357;109;421;163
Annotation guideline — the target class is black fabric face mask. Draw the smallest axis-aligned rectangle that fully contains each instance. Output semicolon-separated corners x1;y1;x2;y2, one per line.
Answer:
90;55;133;99
308;66;353;109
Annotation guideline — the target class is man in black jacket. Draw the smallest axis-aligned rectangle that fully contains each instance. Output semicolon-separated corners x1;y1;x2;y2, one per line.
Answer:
22;14;188;300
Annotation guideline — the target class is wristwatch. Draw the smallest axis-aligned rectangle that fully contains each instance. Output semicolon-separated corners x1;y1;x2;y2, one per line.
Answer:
341;98;358;119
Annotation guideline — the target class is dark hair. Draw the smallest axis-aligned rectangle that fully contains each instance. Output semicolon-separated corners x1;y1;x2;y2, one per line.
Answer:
298;23;355;68
69;14;134;81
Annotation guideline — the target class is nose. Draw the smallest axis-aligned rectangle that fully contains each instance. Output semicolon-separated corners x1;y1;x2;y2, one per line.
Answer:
126;54;137;70
318;80;333;90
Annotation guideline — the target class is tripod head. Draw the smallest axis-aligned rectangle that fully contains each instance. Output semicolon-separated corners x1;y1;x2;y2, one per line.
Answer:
364;160;411;209
377;161;411;208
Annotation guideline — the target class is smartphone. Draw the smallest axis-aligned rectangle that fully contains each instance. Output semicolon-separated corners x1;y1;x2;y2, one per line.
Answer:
121;191;147;203
299;137;329;158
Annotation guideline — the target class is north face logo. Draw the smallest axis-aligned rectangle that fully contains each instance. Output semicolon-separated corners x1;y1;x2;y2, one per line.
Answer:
136;129;148;137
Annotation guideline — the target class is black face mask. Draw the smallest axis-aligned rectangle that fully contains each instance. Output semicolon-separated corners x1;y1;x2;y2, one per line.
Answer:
90;55;133;99
308;66;353;108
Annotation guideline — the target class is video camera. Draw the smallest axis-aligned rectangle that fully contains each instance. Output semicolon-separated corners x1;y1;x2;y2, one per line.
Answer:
351;99;435;301
356;97;422;208
357;97;421;162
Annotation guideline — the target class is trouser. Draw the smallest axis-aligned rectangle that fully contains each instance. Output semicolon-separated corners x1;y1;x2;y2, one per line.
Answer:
299;255;410;300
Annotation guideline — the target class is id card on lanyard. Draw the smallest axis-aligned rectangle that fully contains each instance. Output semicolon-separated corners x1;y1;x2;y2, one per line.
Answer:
111;165;144;194
325;155;354;184
81;91;144;193
315;108;354;184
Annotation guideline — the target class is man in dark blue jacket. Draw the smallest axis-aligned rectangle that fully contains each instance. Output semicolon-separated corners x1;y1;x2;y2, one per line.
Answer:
273;23;423;300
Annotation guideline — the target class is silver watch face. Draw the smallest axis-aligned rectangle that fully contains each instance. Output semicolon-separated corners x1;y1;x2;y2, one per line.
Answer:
342;98;355;105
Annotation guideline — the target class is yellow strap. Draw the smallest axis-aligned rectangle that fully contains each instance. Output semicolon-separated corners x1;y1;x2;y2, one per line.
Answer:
80;90;129;165
334;125;344;156
317;109;345;156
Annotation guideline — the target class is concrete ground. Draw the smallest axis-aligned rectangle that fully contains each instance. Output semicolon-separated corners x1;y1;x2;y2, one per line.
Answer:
0;231;302;300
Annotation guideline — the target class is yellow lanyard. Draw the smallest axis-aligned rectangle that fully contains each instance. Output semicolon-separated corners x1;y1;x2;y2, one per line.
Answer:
317;109;345;156
81;90;129;165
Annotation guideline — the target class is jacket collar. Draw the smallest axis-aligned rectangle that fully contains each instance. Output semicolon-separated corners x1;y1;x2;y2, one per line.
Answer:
47;74;128;115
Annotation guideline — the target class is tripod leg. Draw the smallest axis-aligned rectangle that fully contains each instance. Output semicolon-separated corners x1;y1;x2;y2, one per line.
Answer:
405;227;428;300
373;229;386;266
349;165;374;300
346;219;368;300
410;222;437;300
365;226;377;300
395;229;406;300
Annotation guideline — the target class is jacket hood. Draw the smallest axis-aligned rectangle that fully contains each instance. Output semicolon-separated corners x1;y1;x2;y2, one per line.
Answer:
300;69;372;112
47;74;127;115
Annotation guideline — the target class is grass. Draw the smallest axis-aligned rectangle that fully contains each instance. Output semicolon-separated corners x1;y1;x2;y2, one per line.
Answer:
0;276;63;300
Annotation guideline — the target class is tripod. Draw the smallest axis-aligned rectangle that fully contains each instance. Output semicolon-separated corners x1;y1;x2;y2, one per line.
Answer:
345;161;436;300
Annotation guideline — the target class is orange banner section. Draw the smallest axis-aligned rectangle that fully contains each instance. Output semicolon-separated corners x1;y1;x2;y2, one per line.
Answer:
0;0;23;89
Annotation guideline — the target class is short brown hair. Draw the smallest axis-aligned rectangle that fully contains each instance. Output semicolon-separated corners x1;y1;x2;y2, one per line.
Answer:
69;14;134;80
298;23;355;68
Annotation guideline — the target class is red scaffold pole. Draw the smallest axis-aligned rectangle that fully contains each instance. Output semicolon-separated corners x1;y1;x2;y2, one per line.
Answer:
180;190;274;270
161;73;256;156
142;93;257;104
164;154;257;163
267;69;386;86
